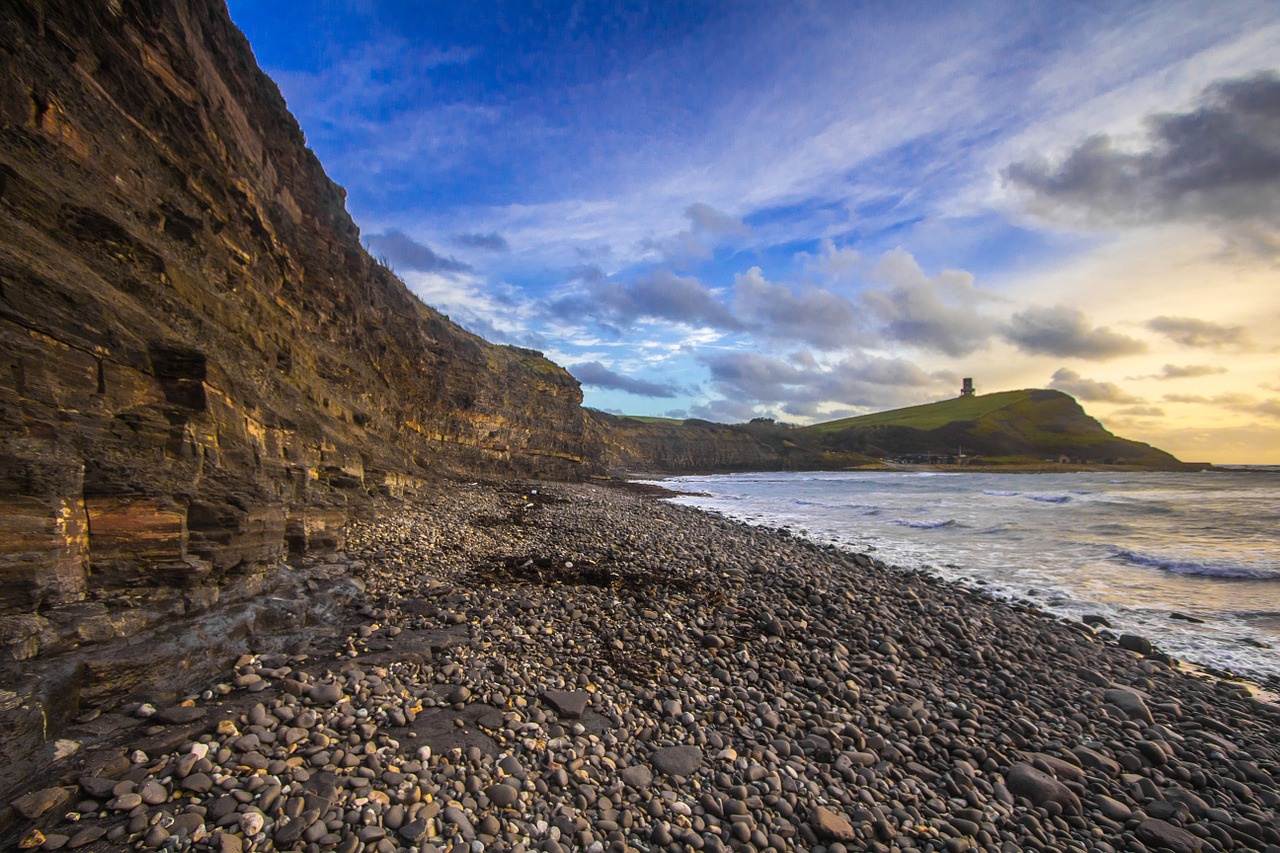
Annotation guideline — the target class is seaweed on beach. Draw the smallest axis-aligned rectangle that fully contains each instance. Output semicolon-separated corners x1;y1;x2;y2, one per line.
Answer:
473;552;707;597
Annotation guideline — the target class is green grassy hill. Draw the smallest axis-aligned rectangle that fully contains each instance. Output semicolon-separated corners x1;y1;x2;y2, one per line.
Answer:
799;389;1187;467
802;389;1036;434
597;389;1192;473
596;389;1187;471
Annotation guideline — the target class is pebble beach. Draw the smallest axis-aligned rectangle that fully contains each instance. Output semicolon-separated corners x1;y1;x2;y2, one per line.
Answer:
8;481;1280;853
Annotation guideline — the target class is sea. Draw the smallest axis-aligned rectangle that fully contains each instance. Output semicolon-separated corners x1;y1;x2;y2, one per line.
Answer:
643;468;1280;683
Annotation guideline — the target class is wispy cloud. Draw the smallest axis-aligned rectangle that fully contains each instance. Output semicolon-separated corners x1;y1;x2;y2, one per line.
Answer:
552;267;740;332
1163;392;1280;420
700;350;947;418
733;266;859;351
635;203;752;267
1136;363;1229;380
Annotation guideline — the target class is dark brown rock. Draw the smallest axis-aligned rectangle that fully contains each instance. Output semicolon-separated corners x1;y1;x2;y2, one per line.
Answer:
1119;634;1154;655
812;806;857;841
66;826;105;849
485;784;519;809
543;689;589;719
1136;818;1202;853
10;786;70;820
652;745;703;777
620;765;654;789
1104;686;1155;724
1006;764;1082;815
155;705;206;725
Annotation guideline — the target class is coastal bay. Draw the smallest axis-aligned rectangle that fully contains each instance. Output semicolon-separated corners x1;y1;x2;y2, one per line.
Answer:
3;1;1278;851
6;481;1279;852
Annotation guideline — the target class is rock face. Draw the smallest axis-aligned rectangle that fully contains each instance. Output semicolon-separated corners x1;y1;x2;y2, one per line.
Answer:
587;411;797;473
0;0;590;662
0;0;595;773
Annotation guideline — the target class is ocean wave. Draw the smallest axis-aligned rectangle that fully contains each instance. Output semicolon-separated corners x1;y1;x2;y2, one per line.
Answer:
793;499;882;512
983;490;1020;497
1028;494;1071;504
1091;523;1133;535
1115;549;1280;580
891;518;960;529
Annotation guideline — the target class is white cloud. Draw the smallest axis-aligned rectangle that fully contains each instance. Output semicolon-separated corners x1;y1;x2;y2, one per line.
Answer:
1004;306;1147;360
863;250;999;357
734;266;860;350
1048;368;1144;403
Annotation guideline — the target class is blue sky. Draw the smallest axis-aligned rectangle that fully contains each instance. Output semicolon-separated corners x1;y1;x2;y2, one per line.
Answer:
228;0;1280;462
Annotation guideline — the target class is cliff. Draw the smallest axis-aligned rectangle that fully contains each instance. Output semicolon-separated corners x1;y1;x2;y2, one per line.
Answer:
586;411;803;473
0;0;594;743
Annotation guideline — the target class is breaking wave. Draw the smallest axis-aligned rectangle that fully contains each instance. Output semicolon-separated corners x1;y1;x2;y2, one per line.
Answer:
891;518;961;529
1115;549;1279;580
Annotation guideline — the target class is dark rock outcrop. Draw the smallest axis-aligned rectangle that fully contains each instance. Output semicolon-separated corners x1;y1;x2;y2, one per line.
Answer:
586;411;805;473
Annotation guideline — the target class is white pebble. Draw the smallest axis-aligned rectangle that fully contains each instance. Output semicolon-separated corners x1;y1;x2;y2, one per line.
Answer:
239;811;265;836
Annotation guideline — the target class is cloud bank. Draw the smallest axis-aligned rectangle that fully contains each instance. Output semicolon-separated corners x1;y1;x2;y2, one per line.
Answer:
1005;72;1280;259
1145;316;1250;349
1048;368;1143;403
1004;306;1147;359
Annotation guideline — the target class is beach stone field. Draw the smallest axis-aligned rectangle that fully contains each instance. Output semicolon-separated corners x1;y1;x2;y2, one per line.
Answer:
8;482;1280;853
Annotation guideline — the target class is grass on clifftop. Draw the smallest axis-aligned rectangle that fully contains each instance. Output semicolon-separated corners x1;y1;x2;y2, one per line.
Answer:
618;415;685;425
800;389;1039;434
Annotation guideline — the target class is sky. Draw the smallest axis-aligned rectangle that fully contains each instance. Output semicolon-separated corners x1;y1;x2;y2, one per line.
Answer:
226;0;1280;464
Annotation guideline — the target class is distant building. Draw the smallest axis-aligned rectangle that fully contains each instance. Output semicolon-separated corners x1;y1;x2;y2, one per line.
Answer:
960;377;975;397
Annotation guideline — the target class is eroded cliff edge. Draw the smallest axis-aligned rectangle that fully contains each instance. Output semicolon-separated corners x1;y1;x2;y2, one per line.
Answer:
0;0;602;688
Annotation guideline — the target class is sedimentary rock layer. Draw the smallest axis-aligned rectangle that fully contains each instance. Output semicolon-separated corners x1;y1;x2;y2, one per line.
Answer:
0;0;592;668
